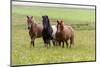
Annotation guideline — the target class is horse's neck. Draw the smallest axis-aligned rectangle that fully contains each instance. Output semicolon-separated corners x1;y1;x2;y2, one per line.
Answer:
48;21;51;27
30;23;36;31
61;26;64;31
48;22;52;30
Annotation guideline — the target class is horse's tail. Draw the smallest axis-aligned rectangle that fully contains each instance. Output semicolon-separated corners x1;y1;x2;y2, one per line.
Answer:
70;35;74;45
70;27;74;45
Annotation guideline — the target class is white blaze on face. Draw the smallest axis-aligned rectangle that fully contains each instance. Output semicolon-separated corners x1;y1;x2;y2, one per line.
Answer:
28;23;31;28
52;25;57;39
27;22;32;29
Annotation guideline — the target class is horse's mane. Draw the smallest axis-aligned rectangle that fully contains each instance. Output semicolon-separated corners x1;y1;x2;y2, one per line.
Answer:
42;15;53;40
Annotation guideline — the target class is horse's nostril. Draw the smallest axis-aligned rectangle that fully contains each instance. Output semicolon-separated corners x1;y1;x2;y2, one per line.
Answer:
28;27;30;30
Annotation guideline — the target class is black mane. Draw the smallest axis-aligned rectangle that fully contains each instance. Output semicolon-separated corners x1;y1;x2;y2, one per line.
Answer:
42;15;53;46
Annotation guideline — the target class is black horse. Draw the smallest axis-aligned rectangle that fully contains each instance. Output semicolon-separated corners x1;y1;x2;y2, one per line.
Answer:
42;15;53;47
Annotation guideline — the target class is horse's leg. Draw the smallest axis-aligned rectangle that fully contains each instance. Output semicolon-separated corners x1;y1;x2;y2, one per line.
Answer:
43;37;47;47
29;32;33;48
52;39;55;46
49;41;51;47
62;41;64;48
31;40;34;47
29;36;32;48
44;42;47;48
49;40;51;47
46;40;49;48
53;39;57;46
58;41;60;46
31;37;35;47
45;41;49;48
65;41;68;48
70;36;74;48
58;41;61;47
55;40;58;46
55;40;57;46
32;40;35;47
30;41;33;48
30;35;33;48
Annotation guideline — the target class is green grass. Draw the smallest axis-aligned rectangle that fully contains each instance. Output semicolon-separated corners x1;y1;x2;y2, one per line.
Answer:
12;30;95;65
12;5;96;65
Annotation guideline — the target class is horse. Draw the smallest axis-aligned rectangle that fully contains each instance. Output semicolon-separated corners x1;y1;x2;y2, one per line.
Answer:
55;20;74;48
42;15;53;48
26;16;43;47
52;25;57;46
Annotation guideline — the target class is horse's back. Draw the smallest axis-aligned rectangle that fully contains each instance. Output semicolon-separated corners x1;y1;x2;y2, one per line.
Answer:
64;25;74;38
36;25;43;37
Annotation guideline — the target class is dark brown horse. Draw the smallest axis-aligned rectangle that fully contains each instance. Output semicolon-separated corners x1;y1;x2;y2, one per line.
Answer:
55;20;74;48
26;16;43;47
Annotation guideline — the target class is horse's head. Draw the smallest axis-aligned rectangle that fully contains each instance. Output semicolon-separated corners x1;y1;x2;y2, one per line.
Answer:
57;20;64;32
26;16;33;30
42;15;49;29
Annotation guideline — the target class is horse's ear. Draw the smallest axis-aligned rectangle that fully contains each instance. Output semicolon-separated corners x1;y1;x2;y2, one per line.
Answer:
46;15;48;18
57;20;59;24
27;16;29;19
31;16;33;19
61;20;64;25
42;16;44;18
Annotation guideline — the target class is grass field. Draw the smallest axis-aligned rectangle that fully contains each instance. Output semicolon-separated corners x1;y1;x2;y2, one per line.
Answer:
12;5;96;65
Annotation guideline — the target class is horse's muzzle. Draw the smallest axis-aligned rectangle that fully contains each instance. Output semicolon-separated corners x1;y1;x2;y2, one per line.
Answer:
28;27;30;30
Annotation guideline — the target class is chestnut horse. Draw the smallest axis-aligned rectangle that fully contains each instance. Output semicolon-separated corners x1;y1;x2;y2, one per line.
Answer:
56;20;74;48
26;16;43;47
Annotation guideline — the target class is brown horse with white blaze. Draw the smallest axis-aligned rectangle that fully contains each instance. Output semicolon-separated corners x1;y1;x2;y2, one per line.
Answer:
26;16;43;47
56;20;74;48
